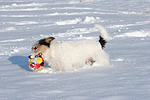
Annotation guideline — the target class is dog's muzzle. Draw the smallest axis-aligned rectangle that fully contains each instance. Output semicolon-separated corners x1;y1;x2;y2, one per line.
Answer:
28;54;35;59
28;55;31;59
28;53;43;59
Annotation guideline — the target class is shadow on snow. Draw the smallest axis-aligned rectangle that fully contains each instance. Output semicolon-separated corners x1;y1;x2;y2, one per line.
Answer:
8;56;31;71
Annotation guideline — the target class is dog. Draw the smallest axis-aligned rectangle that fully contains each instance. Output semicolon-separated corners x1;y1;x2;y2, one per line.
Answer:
29;24;110;72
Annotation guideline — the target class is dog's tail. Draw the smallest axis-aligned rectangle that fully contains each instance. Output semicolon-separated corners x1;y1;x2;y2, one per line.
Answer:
95;24;109;49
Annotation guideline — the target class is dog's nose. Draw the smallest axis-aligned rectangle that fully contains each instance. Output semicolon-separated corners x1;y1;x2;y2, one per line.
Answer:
28;55;31;59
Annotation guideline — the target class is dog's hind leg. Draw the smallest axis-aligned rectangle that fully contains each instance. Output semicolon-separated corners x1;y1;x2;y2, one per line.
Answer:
85;57;95;66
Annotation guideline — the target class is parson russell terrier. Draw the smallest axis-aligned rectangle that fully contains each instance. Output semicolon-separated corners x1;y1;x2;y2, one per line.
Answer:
28;24;110;72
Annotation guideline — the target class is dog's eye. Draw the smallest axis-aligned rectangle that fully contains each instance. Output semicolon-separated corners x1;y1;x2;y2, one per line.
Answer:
33;46;38;51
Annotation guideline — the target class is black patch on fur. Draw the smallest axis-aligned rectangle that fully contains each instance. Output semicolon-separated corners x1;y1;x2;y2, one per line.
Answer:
38;39;50;47
99;36;107;49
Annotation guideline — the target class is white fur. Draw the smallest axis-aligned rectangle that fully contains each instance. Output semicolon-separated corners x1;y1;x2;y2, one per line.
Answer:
95;24;109;41
43;25;109;71
43;40;109;71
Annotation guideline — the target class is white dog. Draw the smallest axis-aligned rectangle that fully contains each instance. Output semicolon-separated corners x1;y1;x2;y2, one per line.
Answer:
29;24;109;72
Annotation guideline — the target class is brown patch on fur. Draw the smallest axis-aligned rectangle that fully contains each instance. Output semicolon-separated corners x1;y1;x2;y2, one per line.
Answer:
45;37;55;43
85;57;95;66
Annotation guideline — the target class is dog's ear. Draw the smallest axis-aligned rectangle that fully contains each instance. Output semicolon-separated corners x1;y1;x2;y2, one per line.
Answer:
45;37;55;43
38;37;55;47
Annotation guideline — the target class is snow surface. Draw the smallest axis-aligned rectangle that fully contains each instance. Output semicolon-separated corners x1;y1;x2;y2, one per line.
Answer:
0;0;150;100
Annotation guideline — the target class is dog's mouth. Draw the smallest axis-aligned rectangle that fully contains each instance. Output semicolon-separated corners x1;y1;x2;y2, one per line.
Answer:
28;55;35;59
28;53;43;59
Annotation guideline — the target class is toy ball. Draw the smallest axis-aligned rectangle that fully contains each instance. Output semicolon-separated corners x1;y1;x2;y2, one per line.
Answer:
29;53;45;71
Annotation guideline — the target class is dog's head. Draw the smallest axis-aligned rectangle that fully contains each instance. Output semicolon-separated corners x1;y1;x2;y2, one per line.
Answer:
28;37;55;59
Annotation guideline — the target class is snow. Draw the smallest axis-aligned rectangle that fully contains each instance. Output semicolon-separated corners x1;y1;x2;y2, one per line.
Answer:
0;0;150;100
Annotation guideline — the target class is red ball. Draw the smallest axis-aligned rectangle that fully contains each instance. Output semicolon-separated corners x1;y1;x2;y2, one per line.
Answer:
29;53;45;71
